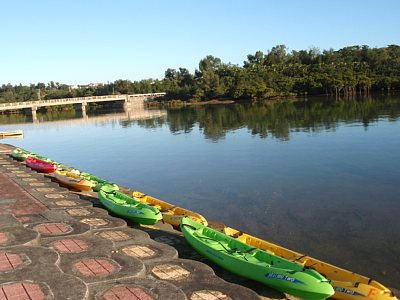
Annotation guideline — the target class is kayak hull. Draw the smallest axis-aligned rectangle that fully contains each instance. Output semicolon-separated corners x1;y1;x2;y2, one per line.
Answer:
98;186;162;225
132;191;208;227
25;156;57;173
181;218;334;300
54;170;95;191
80;172;117;192
11;148;29;161
223;227;397;300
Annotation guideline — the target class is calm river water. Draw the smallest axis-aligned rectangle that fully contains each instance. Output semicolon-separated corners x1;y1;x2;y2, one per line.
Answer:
1;95;400;288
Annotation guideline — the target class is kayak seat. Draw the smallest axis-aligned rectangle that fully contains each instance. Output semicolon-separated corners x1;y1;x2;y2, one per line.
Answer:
111;198;126;205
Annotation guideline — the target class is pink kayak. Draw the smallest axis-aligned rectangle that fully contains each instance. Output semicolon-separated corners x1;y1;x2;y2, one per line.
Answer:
25;156;58;173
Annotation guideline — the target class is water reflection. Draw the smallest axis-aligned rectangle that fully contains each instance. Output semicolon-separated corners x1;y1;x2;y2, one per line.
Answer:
155;96;400;141
0;106;167;126
2;96;399;140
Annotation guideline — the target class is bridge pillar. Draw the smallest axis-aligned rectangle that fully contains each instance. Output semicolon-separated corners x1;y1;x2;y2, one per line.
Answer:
24;106;37;123
125;96;145;109
73;102;87;118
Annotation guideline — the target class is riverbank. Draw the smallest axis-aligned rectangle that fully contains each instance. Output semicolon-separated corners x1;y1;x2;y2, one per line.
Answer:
0;143;287;300
147;99;235;107
147;91;400;108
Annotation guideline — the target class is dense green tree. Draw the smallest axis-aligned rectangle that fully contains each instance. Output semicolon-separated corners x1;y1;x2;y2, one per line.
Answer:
1;45;399;104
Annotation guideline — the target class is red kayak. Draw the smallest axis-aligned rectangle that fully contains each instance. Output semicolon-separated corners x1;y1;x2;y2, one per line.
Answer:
25;156;58;173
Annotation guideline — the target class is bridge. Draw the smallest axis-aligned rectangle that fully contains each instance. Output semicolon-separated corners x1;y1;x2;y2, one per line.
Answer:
0;93;166;120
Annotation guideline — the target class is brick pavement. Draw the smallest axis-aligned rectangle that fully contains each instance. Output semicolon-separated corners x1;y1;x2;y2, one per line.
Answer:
0;144;264;300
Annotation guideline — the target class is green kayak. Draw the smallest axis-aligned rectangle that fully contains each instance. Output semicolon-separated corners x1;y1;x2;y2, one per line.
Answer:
80;172;118;191
11;148;30;161
11;148;52;162
180;217;334;300
98;185;162;225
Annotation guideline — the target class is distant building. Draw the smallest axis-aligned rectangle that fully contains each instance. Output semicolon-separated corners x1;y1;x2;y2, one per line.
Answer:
68;82;104;90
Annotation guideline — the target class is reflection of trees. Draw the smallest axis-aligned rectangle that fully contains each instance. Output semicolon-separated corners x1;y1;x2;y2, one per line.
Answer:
36;109;77;122
121;117;167;129
135;96;400;141
2;96;399;141
0;114;28;124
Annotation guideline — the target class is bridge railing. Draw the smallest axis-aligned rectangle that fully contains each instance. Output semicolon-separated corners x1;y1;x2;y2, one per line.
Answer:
0;93;166;109
0;95;126;108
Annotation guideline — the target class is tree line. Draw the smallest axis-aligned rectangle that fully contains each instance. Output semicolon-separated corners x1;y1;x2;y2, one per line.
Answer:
1;44;399;104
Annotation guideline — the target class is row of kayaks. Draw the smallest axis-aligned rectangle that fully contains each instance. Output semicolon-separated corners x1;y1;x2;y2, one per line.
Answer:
181;218;396;300
10;148;207;227
10;147;397;300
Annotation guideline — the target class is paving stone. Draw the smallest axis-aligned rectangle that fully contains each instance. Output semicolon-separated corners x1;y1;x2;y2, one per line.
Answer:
0;215;21;229
28;220;90;239
22;177;39;182
144;258;263;299
78;215;126;231
0;246;58;272
151;263;191;280
119;240;178;262
102;286;155;300
146;259;214;283
122;245;156;259
63;206;109;217
73;258;119;277
11;170;25;174
54;199;76;205
44;234;112;255
16;173;32;178
16;178;59;189
99;230;131;241
191;290;232;300
45;193;65;199
34;223;73;235
66;253;145;284
51;239;89;253
0;252;26;272
0;246;87;299
145;259;261;299
37;198;93;209
42;233;144;283
89;277;186;300
0;173;48;216
95;228;149;247
29;182;47;187
16;216;32;223
35;187;57;193
0;282;46;300
0;227;38;248
16;210;84;226
14;213;56;226
66;208;94;216
183;278;262;300
0;234;8;245
80;217;109;226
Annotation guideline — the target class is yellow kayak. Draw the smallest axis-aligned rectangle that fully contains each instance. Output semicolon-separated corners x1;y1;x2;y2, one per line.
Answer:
54;169;96;191
223;227;397;300
132;191;208;227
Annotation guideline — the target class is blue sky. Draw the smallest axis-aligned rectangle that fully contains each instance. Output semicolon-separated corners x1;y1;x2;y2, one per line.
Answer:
1;0;399;85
